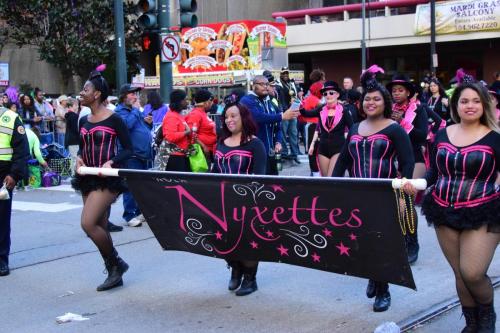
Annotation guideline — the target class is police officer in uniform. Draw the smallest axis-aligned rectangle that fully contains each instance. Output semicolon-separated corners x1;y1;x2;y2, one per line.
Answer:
0;106;29;276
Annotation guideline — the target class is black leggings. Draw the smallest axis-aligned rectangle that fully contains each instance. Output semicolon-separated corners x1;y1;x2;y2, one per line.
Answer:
307;123;319;173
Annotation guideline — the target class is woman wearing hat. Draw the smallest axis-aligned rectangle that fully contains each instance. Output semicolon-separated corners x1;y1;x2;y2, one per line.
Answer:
299;80;353;176
387;74;428;264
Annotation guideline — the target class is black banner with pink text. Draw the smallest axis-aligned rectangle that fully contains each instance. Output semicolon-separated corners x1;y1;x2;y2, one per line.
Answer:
122;170;416;289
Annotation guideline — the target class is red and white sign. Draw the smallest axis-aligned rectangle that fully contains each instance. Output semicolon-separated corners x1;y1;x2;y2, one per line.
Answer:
161;35;181;63
0;63;9;86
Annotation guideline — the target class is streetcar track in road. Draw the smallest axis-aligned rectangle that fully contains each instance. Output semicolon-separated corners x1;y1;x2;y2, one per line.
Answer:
9;236;156;270
399;277;500;332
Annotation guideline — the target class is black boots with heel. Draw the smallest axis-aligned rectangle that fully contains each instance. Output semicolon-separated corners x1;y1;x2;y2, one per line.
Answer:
96;249;129;292
235;265;258;296
373;282;391;312
227;261;243;291
461;306;478;333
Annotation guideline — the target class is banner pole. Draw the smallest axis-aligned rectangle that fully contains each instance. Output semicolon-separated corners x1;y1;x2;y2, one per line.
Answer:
77;167;427;190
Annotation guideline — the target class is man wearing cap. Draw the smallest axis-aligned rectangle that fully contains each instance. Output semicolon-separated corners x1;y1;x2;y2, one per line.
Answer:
240;75;299;175
115;84;153;227
185;90;217;162
0;106;29;276
276;67;301;164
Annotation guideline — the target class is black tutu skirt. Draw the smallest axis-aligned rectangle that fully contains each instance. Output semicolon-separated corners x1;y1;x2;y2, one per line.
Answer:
71;174;127;197
422;192;500;233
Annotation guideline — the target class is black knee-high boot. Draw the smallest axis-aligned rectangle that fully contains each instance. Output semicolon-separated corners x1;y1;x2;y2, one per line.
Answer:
366;279;376;298
227;260;243;291
477;302;496;333
406;207;419;264
235;264;258;296
97;248;129;292
461;306;478;333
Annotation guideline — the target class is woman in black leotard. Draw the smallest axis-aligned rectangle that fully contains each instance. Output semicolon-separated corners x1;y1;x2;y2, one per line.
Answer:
410;79;499;332
386;74;428;264
300;81;353;176
333;65;415;312
72;70;133;291
212;94;266;296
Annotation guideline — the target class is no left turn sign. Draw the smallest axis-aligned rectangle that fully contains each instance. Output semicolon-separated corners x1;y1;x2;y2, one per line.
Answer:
161;35;181;63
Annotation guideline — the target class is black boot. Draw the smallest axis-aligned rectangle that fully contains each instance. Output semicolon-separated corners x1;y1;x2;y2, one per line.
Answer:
366;279;376;299
373;282;391;312
107;221;123;232
405;213;420;265
461;306;478;333
227;261;243;291
96;249;129;292
477;302;496;333
235;265;258;296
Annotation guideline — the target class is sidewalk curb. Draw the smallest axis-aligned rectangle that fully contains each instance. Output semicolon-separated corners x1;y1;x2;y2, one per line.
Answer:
398;277;500;332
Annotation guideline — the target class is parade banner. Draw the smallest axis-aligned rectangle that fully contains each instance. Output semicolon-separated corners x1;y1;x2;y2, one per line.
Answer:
174;20;287;74
123;170;416;290
415;0;500;35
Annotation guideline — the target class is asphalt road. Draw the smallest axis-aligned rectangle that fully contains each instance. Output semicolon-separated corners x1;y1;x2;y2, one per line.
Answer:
1;158;498;333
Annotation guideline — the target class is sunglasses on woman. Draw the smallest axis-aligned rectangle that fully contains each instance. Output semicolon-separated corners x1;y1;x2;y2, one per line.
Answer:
323;90;337;96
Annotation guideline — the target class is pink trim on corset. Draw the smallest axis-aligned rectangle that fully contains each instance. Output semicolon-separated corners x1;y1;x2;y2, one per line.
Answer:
88;126;116;135
99;133;105;167
437;142;458;153
355;140;362;178
238;155;242;173
455;152;467;203
483;161;496;197
378;139;390;178
436;152;444;198
91;134;95;166
460;145;494;155
319;104;343;133
388;152;394;177
217;150;254;158
433;192;500;208
246;157;252;174
369;139;374;178
348;146;356;177
107;135;113;164
367;134;390;142
351;134;363;142
468;151;485;201
444;151;452;202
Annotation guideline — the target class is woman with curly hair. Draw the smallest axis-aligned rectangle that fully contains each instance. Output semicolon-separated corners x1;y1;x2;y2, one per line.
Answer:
212;93;266;297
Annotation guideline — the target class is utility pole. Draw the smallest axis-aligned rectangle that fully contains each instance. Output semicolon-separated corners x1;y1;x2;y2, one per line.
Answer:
114;0;127;89
158;0;172;103
361;0;367;71
430;0;437;75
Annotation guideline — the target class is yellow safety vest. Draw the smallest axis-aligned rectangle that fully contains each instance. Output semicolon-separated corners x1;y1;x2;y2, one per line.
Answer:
0;107;17;161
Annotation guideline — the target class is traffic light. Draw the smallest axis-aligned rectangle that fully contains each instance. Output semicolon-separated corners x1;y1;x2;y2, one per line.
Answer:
179;0;198;28
142;34;152;50
137;0;157;30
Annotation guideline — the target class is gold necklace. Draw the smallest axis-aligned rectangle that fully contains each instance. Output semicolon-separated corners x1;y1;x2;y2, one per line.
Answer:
393;186;415;235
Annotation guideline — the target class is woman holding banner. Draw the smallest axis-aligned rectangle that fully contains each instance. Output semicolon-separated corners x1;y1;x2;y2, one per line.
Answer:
414;77;499;332
333;66;416;312
211;93;266;296
72;69;133;291
386;74;428;264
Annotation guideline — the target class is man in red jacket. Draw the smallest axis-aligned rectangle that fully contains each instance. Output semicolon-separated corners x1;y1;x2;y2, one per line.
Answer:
185;90;217;162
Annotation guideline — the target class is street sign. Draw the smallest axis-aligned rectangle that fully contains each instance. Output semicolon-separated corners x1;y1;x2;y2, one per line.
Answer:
161;34;181;63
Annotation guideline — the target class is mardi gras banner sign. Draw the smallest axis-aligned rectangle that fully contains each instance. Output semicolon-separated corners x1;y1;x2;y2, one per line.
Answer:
415;0;500;35
174;20;287;74
121;170;415;289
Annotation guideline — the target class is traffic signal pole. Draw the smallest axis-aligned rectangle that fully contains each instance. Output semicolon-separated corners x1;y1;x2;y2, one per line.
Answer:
114;0;127;89
158;0;172;103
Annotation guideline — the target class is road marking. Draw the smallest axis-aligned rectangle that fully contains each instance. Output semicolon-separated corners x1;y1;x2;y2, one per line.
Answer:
36;184;75;192
13;201;82;212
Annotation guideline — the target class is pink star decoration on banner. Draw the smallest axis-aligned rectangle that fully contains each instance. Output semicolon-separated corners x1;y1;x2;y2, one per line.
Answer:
215;231;223;240
349;233;357;241
336;242;350;256
322;228;333;237
311;253;321;262
271;184;285;193
250;241;259;249
277;244;289;256
265;230;274;237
